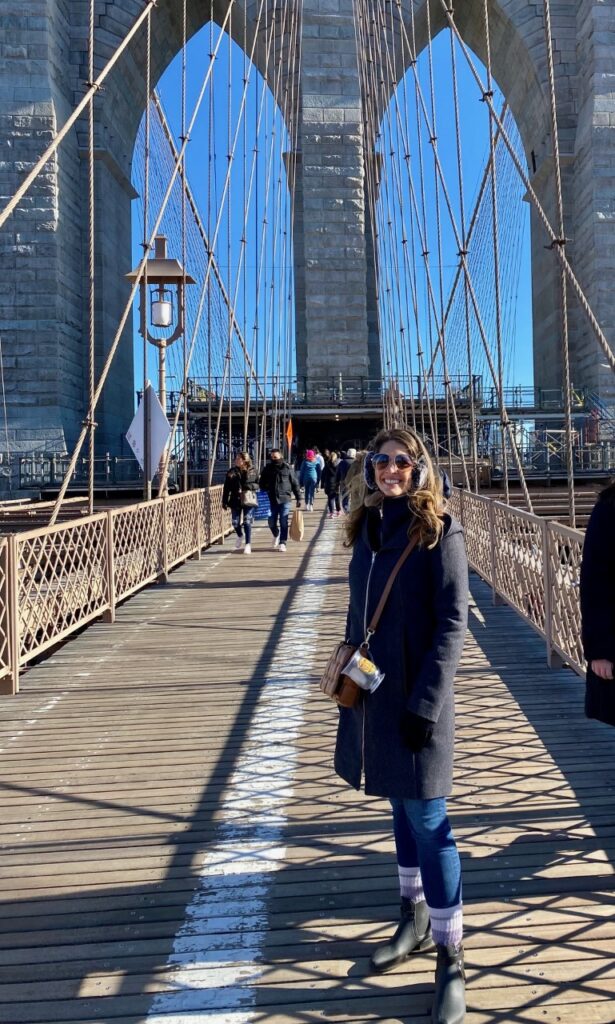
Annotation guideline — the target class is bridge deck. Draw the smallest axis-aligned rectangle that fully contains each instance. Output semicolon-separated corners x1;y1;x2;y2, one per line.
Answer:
1;501;614;1023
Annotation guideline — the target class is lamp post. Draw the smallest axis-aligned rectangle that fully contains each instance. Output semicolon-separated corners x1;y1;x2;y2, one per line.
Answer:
127;235;195;497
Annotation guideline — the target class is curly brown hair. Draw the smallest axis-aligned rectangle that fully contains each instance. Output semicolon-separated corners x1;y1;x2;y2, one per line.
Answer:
345;428;445;549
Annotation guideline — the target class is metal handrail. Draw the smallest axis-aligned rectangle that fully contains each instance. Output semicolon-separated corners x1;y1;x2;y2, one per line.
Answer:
0;486;231;695
450;487;585;676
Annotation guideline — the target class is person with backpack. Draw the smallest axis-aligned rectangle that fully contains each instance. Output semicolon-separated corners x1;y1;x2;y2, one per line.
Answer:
258;448;301;553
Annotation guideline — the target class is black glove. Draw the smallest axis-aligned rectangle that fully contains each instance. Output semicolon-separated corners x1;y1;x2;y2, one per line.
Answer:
296;500;301;508
401;712;434;753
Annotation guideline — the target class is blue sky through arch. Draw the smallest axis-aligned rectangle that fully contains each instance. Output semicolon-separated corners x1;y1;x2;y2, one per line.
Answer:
130;20;533;406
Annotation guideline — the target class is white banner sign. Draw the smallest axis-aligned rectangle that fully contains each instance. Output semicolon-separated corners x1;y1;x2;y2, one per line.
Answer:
126;382;172;481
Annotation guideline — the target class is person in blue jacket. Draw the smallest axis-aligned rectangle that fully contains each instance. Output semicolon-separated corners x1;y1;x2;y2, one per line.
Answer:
299;449;319;511
335;426;468;1024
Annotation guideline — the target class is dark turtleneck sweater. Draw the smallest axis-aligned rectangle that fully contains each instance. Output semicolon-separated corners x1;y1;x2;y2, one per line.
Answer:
367;495;412;552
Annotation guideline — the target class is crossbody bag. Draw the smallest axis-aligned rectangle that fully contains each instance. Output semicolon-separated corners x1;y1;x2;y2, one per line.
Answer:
319;534;419;708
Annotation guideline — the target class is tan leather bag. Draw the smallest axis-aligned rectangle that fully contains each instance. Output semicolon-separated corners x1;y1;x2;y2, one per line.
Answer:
320;641;358;705
319;534;418;708
289;508;305;542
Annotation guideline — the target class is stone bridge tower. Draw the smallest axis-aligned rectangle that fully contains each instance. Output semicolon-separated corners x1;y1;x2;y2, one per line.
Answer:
0;0;614;454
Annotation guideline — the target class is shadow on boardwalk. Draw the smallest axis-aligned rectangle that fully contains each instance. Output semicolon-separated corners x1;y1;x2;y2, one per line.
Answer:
1;552;615;1023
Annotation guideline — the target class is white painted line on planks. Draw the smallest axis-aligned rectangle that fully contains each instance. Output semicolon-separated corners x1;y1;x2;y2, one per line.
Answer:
146;521;339;1023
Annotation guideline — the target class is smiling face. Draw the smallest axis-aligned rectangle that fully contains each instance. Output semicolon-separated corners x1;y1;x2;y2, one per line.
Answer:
373;440;415;498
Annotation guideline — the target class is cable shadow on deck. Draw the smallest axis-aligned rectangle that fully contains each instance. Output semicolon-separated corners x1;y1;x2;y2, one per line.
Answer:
0;516;352;1023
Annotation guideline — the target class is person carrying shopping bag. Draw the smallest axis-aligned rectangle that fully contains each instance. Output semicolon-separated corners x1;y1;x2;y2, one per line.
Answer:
222;452;258;554
259;448;301;553
335;426;468;1024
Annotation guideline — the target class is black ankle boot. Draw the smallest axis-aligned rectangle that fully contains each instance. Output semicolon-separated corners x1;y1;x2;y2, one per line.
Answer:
431;944;465;1024
369;897;434;974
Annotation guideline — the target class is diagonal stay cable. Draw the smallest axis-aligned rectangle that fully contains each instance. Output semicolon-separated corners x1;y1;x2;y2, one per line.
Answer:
49;0;237;524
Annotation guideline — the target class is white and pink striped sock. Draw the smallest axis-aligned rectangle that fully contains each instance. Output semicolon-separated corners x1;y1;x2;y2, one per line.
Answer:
428;902;463;949
398;865;425;904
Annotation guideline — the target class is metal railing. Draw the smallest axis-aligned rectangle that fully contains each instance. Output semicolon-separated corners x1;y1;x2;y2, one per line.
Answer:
0;486;231;695
18;455;179;490
170;376;596;413
449;487;585;676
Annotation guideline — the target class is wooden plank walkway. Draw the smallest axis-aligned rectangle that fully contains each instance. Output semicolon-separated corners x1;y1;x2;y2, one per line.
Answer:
1;498;614;1023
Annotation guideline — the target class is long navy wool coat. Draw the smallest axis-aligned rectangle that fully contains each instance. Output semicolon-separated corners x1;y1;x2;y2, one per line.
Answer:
335;498;469;800
580;492;615;727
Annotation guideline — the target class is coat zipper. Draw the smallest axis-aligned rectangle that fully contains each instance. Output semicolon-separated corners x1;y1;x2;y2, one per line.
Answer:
363;550;377;642
362;543;378;774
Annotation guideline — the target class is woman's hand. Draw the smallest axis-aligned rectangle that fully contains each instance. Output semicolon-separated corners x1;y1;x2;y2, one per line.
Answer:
591;659;614;680
401;711;434;752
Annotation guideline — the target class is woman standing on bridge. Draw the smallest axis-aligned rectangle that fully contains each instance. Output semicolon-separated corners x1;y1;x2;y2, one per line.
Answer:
580;480;615;725
222;452;258;555
335;427;468;1024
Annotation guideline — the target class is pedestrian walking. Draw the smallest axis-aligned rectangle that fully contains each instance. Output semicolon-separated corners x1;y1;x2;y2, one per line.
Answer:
322;451;341;517
222;452;258;555
299;449;319;511
580;479;615;725
335;426;468;1024
335;447;356;513
313;446;325;488
258;448;301;553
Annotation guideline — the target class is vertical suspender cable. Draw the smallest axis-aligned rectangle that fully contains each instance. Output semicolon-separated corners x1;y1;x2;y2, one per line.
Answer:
87;0;96;513
438;1;615;378
425;0;454;482
207;3;214;479
449;22;479;491
142;6;152;501
49;1;237;523
227;16;233;466
542;0;576;527
181;0;189;491
482;0;509;504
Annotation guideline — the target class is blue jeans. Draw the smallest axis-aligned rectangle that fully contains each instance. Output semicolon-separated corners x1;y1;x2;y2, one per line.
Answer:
391;797;461;910
327;492;341;514
304;479;316;507
268;500;291;543
231;507;254;544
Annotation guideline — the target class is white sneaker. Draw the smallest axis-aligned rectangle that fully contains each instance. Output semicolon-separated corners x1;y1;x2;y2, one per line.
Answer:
244;543;252;555
279;543;287;553
235;536;243;550
272;535;280;549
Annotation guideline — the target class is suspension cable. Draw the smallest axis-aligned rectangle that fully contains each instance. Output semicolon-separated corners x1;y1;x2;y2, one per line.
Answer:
481;0;509;504
439;0;615;378
49;1;237;524
87;0;96;514
542;0;575;526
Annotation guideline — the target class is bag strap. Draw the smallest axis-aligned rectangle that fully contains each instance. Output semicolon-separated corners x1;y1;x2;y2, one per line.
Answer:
365;533;419;640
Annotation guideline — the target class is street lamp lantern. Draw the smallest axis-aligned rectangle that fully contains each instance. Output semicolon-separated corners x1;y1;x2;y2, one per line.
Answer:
127;234;195;348
126;234;195;497
151;287;174;328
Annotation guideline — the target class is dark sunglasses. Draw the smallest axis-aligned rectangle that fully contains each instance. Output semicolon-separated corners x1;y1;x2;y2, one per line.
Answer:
371;452;415;470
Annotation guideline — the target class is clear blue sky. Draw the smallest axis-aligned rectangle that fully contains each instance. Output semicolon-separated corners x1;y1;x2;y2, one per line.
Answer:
131;22;533;403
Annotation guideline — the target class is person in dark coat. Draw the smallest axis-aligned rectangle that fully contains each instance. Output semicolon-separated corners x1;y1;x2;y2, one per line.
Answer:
322;452;342;517
335;447;356;513
258;448;301;553
335;426;468;1024
222;452;258;554
580;479;615;725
